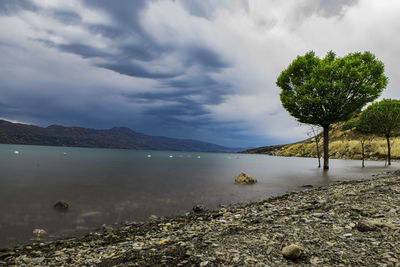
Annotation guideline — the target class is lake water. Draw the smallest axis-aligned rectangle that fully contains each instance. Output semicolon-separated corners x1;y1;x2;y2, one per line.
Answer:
0;144;396;248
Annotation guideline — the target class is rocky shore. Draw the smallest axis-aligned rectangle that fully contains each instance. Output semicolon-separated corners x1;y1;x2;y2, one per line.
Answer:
2;171;400;266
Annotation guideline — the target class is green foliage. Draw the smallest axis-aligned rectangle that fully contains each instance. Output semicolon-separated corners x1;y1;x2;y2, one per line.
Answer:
342;115;371;134
277;51;388;127
342;117;360;131
359;99;400;138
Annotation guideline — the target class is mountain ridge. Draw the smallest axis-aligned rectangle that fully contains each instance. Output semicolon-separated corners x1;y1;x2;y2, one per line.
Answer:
0;120;237;152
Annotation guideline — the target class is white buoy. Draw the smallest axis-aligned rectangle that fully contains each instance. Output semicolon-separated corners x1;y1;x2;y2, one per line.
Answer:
63;152;67;155
14;150;19;155
197;156;201;158
169;155;173;158
147;154;151;158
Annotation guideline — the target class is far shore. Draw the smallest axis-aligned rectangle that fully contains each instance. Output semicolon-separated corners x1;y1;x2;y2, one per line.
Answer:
2;170;400;266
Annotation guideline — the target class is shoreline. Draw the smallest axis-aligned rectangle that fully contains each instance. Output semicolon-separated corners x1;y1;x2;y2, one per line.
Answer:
242;150;396;163
2;171;400;266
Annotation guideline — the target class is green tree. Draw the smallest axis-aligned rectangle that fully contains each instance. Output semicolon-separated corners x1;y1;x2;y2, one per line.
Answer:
359;99;400;165
277;51;387;170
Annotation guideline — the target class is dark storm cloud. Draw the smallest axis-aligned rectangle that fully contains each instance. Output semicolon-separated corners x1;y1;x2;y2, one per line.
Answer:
55;33;229;79
162;77;232;105
165;76;226;91
84;24;166;61
119;44;161;61
97;62;181;79
83;0;148;30
122;87;222;110
31;1;231;83
184;47;230;70
58;43;110;59
0;0;234;141
41;0;233;136
33;0;233;141
146;104;204;118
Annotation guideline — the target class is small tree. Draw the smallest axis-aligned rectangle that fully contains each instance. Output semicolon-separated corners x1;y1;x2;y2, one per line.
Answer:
342;117;374;168
277;51;387;169
306;125;322;168
359;99;400;165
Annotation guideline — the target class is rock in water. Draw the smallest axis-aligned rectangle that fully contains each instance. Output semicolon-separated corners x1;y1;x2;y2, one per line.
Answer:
192;204;207;213
54;201;69;211
235;172;257;184
33;229;47;237
282;244;303;260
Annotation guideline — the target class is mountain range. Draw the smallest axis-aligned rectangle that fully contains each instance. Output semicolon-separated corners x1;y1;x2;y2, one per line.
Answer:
0;120;237;152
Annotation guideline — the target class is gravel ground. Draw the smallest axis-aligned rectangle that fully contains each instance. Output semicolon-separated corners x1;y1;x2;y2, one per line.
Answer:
1;171;400;266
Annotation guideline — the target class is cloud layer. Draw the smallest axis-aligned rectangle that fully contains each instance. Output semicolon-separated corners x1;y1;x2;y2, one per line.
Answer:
0;0;399;147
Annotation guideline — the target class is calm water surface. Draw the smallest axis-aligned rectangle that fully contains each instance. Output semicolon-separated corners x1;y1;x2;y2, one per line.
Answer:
0;144;396;248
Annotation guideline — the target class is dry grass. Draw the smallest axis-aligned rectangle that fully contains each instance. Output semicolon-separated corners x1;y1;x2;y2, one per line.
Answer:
272;123;400;160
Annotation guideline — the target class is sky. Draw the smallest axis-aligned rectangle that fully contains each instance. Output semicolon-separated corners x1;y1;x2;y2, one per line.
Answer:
0;0;400;148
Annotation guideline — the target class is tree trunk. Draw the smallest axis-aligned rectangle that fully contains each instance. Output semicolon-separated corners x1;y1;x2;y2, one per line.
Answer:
315;136;321;168
361;140;365;168
386;136;391;166
323;124;330;170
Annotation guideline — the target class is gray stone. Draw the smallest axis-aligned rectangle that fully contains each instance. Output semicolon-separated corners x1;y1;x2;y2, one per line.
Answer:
54;201;69;211
281;244;303;260
33;229;47;237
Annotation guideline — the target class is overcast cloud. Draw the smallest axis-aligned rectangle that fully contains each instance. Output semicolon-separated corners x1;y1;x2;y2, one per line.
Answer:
0;0;399;147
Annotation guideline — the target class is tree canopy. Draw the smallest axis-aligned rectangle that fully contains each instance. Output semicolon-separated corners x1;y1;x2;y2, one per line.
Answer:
277;51;387;169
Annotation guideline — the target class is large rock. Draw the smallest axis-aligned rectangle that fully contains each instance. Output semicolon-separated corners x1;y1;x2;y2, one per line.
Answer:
54;201;69;211
235;172;257;184
282;244;303;260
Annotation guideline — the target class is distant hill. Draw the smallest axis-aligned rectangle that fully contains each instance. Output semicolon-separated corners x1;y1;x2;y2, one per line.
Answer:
0;120;237;152
242;123;400;161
